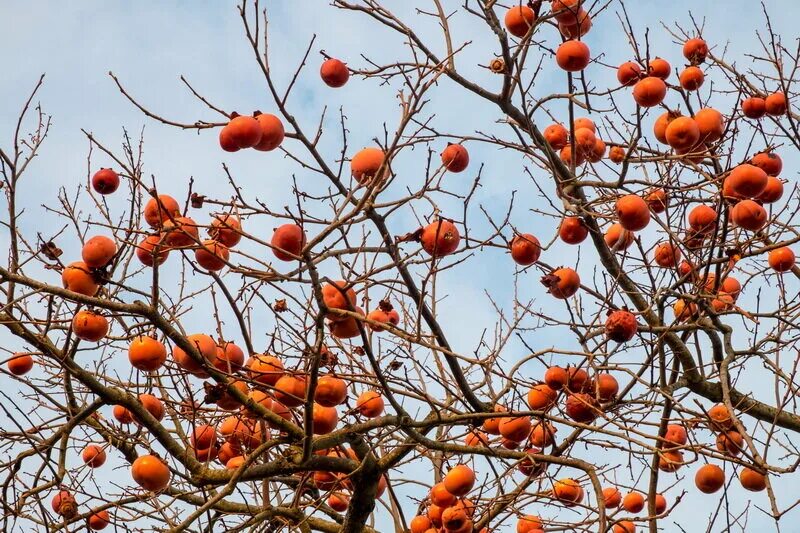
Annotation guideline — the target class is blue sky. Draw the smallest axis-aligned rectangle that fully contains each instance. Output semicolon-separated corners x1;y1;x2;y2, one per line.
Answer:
2;1;800;532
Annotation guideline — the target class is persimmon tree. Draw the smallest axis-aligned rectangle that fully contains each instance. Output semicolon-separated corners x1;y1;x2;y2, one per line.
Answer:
2;1;800;532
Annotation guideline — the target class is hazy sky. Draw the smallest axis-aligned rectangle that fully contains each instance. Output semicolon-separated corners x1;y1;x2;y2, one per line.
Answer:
1;1;799;532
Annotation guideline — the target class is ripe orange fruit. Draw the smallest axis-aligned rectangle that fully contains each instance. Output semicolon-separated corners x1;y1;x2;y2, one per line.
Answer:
270;223;306;261
227;115;263;149
351;147;385;183
72;310;109;342
510;233;541;265
172;333;218;377
356;390;384;417
665;116;701;150
559;216;588;244
602;487;622;508
81;236;117;268
683;37;709;63
768;246;795;272
664;424;688;448
128;336;167;372
82;444;107;468
694;108;724;142
91;168;119;194
633;77;667;107
617;61;642;86
658;449;684;472
274;375;307;408
312;403;339;434
88;509;110;530
441;143;469;173
544;267;580;299
694;464;725;493
739;467;767;492
654;242;681;267
553;478;584;506
527;383;557;410
421;220;460;256
730;199;767;231
616;194;651;231
727;164;768;198
7;352;34;376
742;97;766;119
688;205;717;234
608;146;626;163
751;151;782;176
143;194;180;228
679;66;704;91
504;5;536;37
162;216;199;247
716;430;744;456
320;58;349;88
136;234;170;267
253;113;284;152
765;92;787;115
622;491;645;513
604;223;634;251
246;353;283;385
648;57;671;79
443;464;475;497
544;123;569;149
498;415;532;442
62;261;99;296
594;373;619;401
131;454;171;491
556;40;590;72
565;392;599;423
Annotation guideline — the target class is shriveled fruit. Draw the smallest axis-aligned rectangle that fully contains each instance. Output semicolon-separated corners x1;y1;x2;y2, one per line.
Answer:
51;490;77;518
646;188;668;213
320;58;349;87
609;146;626;163
654;242;681;267
606;309;637;342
